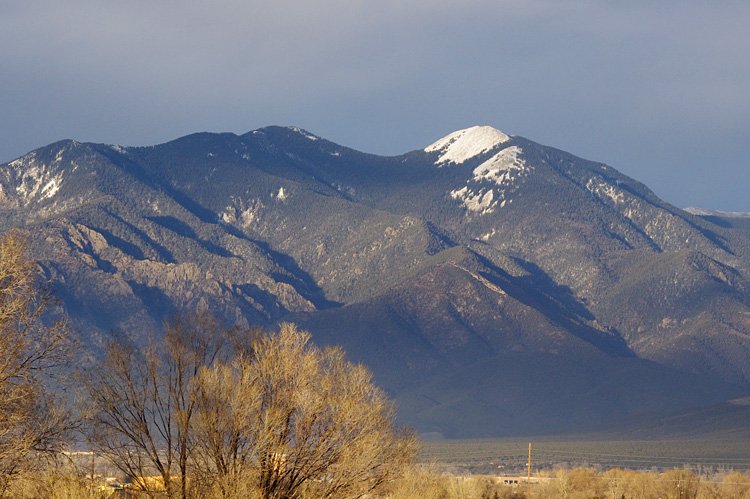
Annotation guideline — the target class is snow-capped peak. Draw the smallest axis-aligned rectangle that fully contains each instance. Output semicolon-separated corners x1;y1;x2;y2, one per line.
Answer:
288;126;319;141
425;126;510;165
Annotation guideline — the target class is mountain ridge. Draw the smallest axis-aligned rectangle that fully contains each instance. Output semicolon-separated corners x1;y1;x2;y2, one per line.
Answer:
2;125;750;437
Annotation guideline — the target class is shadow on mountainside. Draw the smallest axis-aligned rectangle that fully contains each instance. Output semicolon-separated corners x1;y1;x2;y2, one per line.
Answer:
475;253;634;358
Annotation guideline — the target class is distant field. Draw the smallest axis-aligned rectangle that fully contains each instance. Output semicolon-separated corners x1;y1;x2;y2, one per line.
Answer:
421;437;750;476
420;400;750;475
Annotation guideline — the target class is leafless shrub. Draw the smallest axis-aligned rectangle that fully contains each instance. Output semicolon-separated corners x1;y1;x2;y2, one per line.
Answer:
83;311;239;499
192;323;420;499
0;231;76;496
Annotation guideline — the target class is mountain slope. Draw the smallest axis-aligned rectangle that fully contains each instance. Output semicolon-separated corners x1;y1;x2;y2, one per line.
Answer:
2;125;749;436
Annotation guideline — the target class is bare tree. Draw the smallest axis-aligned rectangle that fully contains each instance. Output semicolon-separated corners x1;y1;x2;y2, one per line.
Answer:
0;231;75;496
85;317;417;499
193;323;419;499
190;360;258;498
84;311;238;499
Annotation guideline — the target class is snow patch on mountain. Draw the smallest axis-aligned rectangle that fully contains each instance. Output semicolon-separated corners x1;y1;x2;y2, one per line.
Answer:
448;146;529;216
586;178;625;205
288;127;319;141
425;126;510;165
451;187;497;215
7;151;36;170
479;229;496;242
472;146;529;184
5;152;65;204
685;207;750;218
221;196;265;228
41;177;62;199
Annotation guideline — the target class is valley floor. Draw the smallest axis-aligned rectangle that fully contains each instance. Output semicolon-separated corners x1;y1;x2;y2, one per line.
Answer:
422;437;750;476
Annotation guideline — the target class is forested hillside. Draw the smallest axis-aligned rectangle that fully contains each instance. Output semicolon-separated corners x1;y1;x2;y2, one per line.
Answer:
2;125;750;437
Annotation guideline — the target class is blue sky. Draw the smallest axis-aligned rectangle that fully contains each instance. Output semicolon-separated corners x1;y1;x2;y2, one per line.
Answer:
2;0;749;211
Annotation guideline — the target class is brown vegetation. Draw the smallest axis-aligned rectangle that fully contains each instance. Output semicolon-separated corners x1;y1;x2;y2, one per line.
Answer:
530;467;746;499
0;231;75;496
382;467;750;499
5;465;750;499
83;311;236;499
83;318;418;498
192;323;419;499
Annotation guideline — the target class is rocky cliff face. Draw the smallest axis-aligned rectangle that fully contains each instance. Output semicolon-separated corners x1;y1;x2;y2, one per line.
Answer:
3;126;750;437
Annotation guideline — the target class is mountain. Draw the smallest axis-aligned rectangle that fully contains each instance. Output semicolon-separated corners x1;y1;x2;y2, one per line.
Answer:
2;125;750;438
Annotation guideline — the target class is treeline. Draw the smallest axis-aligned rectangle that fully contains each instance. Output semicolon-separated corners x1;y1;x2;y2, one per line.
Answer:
0;231;417;498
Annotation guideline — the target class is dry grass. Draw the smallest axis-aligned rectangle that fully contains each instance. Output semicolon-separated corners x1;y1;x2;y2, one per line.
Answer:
8;465;750;499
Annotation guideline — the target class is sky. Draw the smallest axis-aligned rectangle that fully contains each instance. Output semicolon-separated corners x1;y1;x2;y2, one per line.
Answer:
2;1;749;212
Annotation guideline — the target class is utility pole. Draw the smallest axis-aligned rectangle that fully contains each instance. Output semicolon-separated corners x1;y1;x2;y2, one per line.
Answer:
91;450;95;498
527;442;531;499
